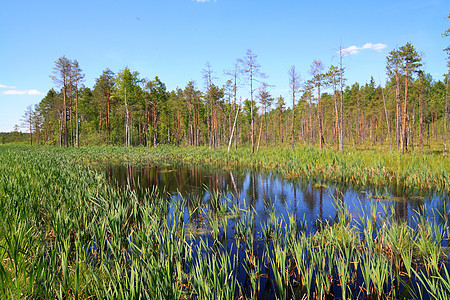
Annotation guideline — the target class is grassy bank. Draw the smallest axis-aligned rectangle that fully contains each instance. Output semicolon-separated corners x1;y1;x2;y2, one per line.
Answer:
50;144;450;193
0;145;450;299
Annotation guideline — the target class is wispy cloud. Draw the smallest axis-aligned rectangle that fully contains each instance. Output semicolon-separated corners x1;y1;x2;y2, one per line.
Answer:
3;89;42;95
340;43;387;56
361;43;386;51
0;84;17;89
1;83;42;96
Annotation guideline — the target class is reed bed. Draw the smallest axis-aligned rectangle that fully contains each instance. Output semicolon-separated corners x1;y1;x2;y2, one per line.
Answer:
47;144;450;193
1;145;450;299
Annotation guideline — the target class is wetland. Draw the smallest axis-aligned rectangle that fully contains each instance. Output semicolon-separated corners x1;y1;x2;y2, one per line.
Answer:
1;145;450;299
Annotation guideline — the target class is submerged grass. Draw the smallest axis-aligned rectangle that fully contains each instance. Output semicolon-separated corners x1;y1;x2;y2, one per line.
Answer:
1;145;450;299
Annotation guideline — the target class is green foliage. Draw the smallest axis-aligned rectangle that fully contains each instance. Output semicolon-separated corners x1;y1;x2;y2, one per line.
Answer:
0;131;29;144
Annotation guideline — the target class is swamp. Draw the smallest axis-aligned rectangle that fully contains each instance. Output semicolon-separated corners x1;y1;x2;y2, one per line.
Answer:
1;145;450;299
2;1;450;299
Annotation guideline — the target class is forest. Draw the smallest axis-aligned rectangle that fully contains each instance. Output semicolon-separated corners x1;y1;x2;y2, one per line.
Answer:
15;41;449;155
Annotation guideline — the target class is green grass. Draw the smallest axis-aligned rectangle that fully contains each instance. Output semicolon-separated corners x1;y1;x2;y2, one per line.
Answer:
1;145;450;299
40;144;450;193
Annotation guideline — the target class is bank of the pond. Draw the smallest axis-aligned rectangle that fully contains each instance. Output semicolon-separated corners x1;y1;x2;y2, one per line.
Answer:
54;144;450;193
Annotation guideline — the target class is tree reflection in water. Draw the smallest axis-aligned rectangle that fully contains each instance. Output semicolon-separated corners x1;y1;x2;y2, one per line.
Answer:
100;163;448;230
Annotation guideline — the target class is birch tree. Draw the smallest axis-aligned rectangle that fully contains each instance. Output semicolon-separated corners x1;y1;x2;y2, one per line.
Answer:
21;105;34;145
115;67;142;147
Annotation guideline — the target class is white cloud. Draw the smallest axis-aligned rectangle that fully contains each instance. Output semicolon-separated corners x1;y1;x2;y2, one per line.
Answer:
1;84;42;95
342;45;360;55
361;43;387;51
340;43;387;56
27;89;42;95
0;84;16;89
3;89;42;95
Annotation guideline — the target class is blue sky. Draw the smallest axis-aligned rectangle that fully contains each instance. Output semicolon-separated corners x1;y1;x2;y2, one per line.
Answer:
0;0;448;132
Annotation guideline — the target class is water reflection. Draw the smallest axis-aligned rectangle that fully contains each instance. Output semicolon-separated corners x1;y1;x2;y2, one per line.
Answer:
99;163;448;230
96;163;450;299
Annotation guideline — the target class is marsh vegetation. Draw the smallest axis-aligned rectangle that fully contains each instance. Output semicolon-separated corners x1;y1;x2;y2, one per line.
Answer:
1;145;449;299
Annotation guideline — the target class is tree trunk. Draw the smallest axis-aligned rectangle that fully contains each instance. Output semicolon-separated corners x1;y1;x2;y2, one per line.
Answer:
339;53;344;153
318;83;325;149
63;86;67;147
70;102;73;146
445;75;449;156
381;85;392;150
147;108;150;147
250;71;255;154
362;90;367;145
401;66;409;154
292;87;295;149
76;88;79;147
99;111;103;134
228;104;239;152
395;71;401;151
419;74;423;151
125;86;130;147
233;75;238;150
153;99;157;146
29;119;32;146
333;75;339;151
107;89;111;143
410;106;415;150
279;108;283;147
256;106;264;152
309;96;314;146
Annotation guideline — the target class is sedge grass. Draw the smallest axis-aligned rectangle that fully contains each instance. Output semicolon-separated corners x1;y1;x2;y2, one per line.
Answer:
35;144;450;193
1;145;450;299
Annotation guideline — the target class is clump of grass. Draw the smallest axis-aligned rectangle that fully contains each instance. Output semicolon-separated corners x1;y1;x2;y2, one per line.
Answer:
270;244;291;300
191;243;238;300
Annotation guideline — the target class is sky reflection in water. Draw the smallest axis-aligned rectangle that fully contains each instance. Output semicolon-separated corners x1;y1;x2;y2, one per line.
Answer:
99;163;449;231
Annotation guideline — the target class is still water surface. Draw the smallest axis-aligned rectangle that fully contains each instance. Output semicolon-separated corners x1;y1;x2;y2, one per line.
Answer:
97;163;449;299
99;163;448;231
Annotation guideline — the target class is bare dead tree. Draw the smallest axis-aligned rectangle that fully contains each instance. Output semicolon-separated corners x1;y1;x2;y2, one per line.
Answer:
238;49;267;153
310;59;326;149
289;65;301;149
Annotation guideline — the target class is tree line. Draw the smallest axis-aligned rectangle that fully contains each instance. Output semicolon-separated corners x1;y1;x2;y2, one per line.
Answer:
18;40;450;154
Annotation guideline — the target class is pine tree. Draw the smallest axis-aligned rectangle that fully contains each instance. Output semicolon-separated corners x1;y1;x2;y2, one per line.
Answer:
398;42;422;153
50;56;72;147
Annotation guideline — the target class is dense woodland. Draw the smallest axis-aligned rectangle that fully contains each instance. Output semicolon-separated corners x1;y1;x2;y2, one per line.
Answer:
15;40;450;154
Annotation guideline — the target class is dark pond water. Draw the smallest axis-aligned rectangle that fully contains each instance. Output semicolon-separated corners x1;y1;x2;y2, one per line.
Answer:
100;163;448;231
98;163;450;299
